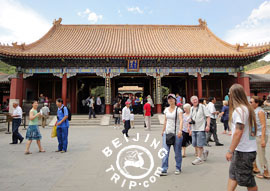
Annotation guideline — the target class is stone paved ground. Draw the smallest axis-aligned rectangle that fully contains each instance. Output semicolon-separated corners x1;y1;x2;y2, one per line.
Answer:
0;118;269;191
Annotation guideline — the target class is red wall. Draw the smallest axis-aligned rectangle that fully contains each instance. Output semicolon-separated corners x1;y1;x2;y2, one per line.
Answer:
23;78;38;101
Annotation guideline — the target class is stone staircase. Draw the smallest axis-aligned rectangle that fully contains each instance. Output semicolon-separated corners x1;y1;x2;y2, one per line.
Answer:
68;114;163;127
68;115;103;127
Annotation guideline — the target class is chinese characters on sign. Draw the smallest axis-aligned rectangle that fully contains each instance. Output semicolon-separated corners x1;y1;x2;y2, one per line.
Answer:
127;60;139;72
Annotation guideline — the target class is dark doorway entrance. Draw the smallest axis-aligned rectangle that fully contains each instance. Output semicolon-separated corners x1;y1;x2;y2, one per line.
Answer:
161;75;187;111
162;76;187;97
77;76;105;114
112;74;154;114
113;74;153;99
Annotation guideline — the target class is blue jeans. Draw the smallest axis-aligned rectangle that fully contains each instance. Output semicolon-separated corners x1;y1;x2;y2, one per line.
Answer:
122;120;130;136
12;119;23;143
57;126;69;151
89;107;95;118
162;133;183;172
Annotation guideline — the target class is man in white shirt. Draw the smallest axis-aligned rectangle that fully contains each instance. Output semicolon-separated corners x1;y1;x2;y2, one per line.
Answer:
206;97;223;146
96;96;102;114
41;103;50;128
190;96;211;165
122;101;131;137
182;96;186;105
10;102;24;144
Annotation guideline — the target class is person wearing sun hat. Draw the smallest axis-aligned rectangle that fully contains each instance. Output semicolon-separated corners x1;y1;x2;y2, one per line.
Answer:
122;101;131;137
160;93;184;176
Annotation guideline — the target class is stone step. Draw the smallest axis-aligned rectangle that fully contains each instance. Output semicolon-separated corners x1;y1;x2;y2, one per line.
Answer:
69;121;100;124
68;114;162;126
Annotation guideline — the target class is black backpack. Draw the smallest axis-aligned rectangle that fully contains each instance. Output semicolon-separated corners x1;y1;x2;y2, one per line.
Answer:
62;106;72;121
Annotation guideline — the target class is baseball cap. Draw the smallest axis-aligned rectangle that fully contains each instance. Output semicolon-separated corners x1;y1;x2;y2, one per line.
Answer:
167;94;176;100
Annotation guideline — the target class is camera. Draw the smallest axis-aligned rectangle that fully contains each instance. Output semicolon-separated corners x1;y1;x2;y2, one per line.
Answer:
189;119;196;125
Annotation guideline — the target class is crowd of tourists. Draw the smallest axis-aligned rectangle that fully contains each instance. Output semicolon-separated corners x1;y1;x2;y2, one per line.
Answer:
6;83;270;191
110;85;269;191
158;84;269;191
116;94;154;136
9;98;70;154
84;95;103;118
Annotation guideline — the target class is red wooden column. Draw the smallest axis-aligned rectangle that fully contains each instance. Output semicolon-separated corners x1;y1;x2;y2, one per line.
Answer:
62;73;67;105
197;72;203;99
236;72;241;83
238;72;250;97
9;73;23;112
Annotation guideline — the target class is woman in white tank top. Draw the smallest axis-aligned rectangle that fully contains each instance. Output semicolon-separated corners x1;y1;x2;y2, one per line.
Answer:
250;96;270;179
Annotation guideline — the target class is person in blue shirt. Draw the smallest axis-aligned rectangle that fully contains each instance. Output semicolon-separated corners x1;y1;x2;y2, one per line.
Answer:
224;92;230;101
176;93;181;105
134;96;140;114
55;98;69;153
219;100;230;135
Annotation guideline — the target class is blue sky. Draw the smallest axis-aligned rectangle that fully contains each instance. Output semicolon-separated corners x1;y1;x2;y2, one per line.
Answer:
19;0;264;37
0;0;270;59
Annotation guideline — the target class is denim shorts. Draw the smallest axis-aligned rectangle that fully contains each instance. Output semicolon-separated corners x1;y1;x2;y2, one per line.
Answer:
229;151;257;188
192;131;206;147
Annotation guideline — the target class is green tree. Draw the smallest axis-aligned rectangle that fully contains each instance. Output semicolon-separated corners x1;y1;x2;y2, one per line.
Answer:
91;86;105;97
244;60;270;72
162;86;170;97
0;60;16;74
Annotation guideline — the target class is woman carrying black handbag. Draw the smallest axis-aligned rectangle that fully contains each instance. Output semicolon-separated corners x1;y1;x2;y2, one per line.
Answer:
160;94;183;176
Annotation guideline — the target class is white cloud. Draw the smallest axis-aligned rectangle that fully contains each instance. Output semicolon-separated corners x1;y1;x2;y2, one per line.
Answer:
117;10;122;17
127;6;144;14
0;0;51;45
224;1;270;61
77;8;103;24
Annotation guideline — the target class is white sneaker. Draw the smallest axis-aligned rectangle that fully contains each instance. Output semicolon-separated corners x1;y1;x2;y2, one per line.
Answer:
175;169;181;175
192;157;204;165
159;171;168;176
202;150;209;161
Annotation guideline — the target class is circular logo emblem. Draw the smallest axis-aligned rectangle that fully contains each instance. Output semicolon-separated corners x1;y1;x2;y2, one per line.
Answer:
116;145;154;180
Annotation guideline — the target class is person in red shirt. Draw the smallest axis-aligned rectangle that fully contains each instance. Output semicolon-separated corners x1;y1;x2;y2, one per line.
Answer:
144;100;152;131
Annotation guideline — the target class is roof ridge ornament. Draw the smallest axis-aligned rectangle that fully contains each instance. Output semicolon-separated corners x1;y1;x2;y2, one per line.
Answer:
198;18;207;27
12;42;25;50
235;43;249;51
236;43;240;51
53;18;62;27
243;43;249;48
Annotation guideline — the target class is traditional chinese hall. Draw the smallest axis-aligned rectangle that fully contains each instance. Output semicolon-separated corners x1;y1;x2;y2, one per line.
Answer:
0;18;269;114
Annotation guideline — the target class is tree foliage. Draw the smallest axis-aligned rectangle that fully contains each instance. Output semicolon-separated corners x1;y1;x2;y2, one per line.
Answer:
244;60;270;72
0;60;16;74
